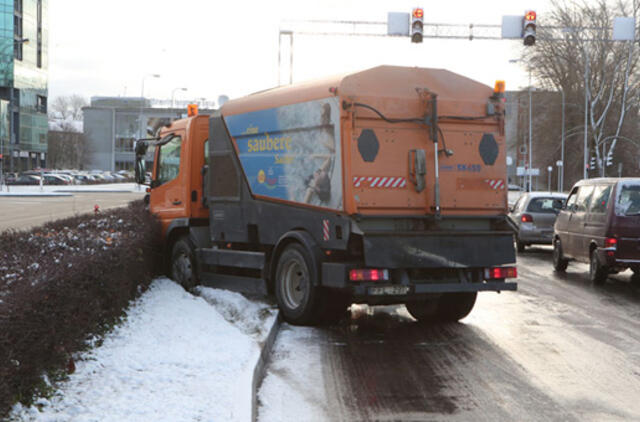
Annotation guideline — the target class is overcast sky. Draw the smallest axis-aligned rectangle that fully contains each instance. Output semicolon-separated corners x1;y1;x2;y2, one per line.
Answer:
48;0;552;104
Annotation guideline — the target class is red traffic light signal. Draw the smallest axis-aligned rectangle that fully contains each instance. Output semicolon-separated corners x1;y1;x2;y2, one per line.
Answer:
523;10;537;46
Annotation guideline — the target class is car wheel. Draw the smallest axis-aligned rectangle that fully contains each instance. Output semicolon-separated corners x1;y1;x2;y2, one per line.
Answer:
275;243;322;325
171;236;198;290
589;249;607;286
552;238;568;272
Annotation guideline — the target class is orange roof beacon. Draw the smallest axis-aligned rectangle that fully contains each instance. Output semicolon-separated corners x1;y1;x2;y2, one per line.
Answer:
135;65;517;326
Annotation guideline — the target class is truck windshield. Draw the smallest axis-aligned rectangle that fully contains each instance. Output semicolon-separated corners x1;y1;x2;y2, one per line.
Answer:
156;135;182;185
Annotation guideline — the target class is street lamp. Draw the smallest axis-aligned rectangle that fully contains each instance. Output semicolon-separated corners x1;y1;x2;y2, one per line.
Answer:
509;59;534;192
171;88;187;108
139;74;160;140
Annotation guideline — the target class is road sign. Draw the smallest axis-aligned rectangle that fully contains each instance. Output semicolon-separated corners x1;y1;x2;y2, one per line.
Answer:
613;17;636;41
501;15;522;39
556;160;563;167
387;12;410;36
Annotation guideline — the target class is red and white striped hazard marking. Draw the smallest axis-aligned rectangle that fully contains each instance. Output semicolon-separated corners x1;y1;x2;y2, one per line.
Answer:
322;219;330;241
485;179;505;190
353;176;407;189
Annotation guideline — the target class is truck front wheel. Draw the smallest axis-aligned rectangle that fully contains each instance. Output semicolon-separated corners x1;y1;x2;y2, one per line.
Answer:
171;236;198;291
275;243;323;325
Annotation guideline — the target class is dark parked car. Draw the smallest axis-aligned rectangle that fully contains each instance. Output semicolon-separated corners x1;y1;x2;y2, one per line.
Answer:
509;192;567;252
8;175;41;185
43;174;70;185
553;178;640;284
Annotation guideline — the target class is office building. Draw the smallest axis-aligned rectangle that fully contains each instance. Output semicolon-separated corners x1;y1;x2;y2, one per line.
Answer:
0;0;48;173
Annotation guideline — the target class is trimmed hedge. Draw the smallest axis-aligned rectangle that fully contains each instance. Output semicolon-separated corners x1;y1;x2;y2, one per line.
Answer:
0;200;162;416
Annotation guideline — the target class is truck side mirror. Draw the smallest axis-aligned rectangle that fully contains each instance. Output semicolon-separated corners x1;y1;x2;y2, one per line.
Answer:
135;158;146;185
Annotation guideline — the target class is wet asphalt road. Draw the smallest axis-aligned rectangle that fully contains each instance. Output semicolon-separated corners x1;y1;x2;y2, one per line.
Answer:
262;247;640;421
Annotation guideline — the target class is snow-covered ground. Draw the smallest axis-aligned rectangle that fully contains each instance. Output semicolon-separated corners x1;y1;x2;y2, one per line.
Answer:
9;278;277;422
0;183;144;196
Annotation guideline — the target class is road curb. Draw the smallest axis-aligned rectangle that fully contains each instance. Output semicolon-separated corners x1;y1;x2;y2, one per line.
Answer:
0;192;72;197
251;311;282;422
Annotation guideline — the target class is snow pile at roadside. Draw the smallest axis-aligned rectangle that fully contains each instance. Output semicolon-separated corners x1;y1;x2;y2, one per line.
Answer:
10;278;277;422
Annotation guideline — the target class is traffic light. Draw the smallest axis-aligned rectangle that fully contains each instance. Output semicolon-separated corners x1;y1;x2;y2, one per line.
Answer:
411;8;424;43
606;151;614;167
590;155;596;169
523;10;536;46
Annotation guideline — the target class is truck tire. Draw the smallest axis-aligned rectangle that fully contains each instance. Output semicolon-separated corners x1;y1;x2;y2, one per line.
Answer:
405;297;441;323
516;238;526;253
552;238;569;272
171;236;198;291
275;243;323;325
436;292;477;322
589;249;607;286
631;267;640;284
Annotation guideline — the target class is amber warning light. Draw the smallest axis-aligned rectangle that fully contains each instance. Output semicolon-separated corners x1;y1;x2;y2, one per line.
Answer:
494;80;506;94
187;104;198;117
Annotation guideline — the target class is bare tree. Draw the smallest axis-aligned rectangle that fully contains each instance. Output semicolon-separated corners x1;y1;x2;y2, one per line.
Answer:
523;0;640;181
49;95;88;122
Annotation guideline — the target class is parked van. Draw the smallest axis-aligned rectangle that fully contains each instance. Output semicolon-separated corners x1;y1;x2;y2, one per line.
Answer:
552;178;640;284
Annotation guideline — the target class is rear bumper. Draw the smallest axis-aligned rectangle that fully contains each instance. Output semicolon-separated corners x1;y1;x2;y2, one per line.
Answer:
321;262;517;304
597;249;640;268
517;226;553;244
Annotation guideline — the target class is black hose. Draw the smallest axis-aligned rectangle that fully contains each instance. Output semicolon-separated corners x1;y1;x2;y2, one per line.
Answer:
352;102;424;124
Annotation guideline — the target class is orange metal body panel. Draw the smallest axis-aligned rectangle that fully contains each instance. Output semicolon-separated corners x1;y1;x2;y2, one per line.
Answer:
221;65;507;218
149;115;209;235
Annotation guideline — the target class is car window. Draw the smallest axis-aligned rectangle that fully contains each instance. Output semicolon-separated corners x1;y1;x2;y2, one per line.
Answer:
565;188;579;210
526;198;562;214
616;184;640;216
589;185;612;214
157;135;182;185
575;186;594;212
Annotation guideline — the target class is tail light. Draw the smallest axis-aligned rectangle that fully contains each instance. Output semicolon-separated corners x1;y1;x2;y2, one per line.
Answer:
521;214;533;223
484;267;518;280
604;237;617;249
349;269;389;282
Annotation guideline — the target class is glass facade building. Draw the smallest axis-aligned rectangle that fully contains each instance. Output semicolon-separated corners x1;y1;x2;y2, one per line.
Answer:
0;0;48;173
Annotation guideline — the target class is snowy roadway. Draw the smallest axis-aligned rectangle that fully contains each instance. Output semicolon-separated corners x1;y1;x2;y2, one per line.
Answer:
259;247;640;422
8;248;640;421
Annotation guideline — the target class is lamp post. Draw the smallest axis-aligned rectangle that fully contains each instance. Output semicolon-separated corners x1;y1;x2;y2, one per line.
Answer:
139;74;160;139
560;89;565;191
171;88;187;108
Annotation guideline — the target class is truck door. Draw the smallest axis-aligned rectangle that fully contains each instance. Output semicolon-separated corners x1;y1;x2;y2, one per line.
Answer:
150;131;188;228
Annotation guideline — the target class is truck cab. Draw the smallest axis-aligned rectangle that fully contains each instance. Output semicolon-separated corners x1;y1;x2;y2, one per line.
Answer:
147;115;209;235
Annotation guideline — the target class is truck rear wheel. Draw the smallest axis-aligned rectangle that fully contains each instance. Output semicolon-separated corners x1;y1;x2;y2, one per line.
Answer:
407;292;477;323
275;243;322;325
171;236;198;291
437;292;477;322
405;297;440;323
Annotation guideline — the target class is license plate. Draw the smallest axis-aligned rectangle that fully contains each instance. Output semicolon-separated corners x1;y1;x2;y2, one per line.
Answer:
369;286;410;296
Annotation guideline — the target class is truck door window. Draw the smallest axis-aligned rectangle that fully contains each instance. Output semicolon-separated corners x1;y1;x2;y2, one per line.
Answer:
204;139;209;166
157;135;182;185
